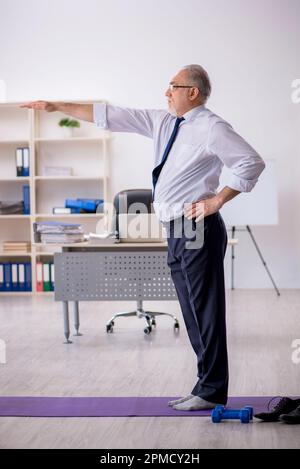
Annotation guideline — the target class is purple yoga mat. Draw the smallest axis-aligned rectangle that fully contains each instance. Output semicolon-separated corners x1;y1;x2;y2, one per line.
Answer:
0;396;284;418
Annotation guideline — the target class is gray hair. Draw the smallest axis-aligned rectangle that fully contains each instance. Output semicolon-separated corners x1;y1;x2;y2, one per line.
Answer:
182;64;211;103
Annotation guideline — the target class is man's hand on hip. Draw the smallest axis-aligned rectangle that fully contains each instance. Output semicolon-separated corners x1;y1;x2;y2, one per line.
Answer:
184;186;241;222
184;195;223;222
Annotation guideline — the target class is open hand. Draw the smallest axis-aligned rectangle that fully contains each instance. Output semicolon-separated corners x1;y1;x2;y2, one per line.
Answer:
20;100;56;112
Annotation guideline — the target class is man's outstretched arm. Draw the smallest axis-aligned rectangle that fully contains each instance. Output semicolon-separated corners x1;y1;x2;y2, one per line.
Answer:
20;101;93;122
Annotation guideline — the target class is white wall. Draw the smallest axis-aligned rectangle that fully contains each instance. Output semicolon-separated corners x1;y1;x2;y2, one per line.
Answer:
1;0;299;288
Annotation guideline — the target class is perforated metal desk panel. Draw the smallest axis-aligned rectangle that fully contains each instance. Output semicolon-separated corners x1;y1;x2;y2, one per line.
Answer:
53;239;238;342
54;242;177;302
54;242;178;342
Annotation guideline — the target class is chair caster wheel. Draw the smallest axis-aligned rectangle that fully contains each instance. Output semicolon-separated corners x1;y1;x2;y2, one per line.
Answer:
174;322;180;331
151;319;156;326
144;326;152;335
106;324;113;333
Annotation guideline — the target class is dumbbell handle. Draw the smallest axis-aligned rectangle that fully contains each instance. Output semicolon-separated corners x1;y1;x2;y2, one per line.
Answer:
221;410;244;418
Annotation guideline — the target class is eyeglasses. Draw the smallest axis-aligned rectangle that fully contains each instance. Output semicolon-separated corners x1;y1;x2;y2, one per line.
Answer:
168;84;197;92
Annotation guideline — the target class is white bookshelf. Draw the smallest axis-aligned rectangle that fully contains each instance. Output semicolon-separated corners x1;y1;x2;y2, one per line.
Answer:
35;137;108;142
0;177;30;182
0;252;32;257
0;101;111;295
35;213;105;218
0;215;31;219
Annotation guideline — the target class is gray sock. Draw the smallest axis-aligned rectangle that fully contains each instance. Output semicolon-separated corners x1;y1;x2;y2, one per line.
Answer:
173;396;216;411
168;394;194;407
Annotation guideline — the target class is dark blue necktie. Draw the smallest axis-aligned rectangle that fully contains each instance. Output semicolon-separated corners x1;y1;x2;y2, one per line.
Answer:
152;116;185;199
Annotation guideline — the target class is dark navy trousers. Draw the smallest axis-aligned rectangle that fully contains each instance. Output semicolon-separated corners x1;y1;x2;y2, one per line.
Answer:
166;212;228;404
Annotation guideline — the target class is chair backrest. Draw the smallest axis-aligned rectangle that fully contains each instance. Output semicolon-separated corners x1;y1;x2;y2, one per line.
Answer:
113;189;153;214
113;189;164;242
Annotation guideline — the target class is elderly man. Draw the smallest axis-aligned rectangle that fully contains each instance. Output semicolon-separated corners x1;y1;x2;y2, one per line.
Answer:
22;64;265;411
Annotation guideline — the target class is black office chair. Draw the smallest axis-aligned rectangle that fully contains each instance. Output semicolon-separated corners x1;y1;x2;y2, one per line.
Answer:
112;188;154;237
106;189;180;334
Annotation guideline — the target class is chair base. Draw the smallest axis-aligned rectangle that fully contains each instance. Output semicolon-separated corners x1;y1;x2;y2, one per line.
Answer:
106;300;179;334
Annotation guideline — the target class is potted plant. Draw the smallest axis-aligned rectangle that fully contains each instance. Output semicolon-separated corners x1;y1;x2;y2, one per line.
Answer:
58;118;80;137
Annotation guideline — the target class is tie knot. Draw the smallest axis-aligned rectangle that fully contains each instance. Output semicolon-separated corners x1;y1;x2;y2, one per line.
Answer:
176;117;185;125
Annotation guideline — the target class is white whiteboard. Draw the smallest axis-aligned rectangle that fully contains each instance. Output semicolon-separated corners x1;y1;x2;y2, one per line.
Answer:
219;159;278;226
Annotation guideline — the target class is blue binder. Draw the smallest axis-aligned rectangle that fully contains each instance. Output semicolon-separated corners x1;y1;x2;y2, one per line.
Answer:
23;185;30;215
22;147;30;177
3;263;12;291
25;263;32;291
78;198;104;213
77;198;104;205
65;199;95;212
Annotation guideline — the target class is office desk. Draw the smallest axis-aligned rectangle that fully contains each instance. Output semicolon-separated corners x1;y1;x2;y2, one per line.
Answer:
54;242;177;343
54;239;238;343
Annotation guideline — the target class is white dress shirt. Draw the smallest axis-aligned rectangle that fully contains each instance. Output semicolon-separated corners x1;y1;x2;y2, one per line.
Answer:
94;103;265;222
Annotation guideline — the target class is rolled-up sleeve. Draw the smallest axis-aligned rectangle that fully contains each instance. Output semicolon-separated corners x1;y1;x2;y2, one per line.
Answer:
207;121;265;192
93;103;108;129
93;103;164;139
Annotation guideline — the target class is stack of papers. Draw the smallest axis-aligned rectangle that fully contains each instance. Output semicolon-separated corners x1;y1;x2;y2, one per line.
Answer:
3;241;31;252
33;221;85;244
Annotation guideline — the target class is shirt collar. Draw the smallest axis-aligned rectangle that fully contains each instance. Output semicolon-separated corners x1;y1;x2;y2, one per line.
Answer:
182;104;205;122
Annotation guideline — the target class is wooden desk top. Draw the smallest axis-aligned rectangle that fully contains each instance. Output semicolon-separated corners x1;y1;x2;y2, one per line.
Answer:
34;238;238;250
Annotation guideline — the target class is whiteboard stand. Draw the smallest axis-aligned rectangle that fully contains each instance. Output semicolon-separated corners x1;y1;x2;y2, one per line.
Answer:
230;225;280;296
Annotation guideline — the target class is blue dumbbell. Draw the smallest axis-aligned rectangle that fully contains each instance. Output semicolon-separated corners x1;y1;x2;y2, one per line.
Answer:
211;405;253;423
244;406;253;420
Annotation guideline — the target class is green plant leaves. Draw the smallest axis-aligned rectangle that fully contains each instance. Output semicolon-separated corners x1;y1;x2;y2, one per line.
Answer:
58;118;80;128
